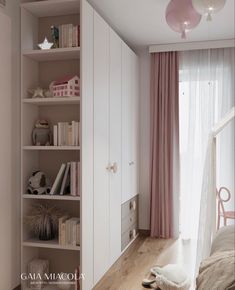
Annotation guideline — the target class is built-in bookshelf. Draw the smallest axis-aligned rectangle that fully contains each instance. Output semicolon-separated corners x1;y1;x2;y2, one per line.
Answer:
21;1;80;289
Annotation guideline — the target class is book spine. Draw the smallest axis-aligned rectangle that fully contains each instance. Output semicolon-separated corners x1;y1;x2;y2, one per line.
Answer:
71;162;76;196
75;122;79;146
65;220;70;245
72;222;76;246
68;24;73;47
64;122;69;146
68;124;73;146
72;121;76;146
60;222;66;245
72;26;76;47
53;125;58;146
77;162;80;196
77;25;80;47
76;223;80;246
58;122;62;146
59;25;62;48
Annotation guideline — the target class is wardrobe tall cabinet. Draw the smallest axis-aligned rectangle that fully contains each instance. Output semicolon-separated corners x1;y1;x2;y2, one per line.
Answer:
20;0;139;289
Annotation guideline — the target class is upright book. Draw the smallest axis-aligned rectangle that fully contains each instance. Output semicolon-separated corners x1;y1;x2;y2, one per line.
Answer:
50;163;66;195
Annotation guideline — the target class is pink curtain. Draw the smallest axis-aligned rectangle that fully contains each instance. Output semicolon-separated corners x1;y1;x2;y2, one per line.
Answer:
150;52;180;239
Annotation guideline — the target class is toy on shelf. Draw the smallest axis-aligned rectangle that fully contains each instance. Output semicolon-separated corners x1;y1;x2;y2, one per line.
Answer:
38;37;53;50
32;120;52;146
27;171;52;195
51;75;80;98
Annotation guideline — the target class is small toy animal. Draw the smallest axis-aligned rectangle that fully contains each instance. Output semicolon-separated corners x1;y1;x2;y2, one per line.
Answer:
32;120;52;146
27;171;51;195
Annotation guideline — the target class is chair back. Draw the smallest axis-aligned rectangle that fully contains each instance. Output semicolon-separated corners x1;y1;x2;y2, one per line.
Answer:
217;187;231;216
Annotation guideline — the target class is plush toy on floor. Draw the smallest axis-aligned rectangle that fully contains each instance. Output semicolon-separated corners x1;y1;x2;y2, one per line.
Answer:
27;171;51;195
142;264;191;290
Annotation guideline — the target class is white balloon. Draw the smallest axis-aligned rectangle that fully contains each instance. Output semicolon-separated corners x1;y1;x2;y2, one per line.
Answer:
192;0;226;20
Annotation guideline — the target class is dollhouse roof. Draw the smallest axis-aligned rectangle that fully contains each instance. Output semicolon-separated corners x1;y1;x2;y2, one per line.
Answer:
54;75;79;85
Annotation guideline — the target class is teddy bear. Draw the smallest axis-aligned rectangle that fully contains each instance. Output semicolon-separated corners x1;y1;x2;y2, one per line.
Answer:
27;171;51;195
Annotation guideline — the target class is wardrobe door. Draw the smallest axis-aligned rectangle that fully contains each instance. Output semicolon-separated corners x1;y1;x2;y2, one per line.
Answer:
109;28;122;265
93;11;110;284
121;42;132;204
130;52;139;198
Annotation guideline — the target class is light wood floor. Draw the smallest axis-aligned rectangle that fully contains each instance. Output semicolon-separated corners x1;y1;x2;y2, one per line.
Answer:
93;235;196;290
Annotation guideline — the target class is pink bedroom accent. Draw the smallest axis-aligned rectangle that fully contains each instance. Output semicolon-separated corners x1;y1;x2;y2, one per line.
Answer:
150;51;179;239
217;187;235;230
166;0;201;39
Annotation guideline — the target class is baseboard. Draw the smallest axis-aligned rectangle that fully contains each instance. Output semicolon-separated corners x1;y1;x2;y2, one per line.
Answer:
139;229;150;236
12;285;21;290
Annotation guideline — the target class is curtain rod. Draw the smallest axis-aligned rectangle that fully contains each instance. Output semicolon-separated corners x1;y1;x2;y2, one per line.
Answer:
149;39;235;53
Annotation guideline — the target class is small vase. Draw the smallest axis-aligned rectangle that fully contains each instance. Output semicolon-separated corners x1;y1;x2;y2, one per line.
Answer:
38;215;55;241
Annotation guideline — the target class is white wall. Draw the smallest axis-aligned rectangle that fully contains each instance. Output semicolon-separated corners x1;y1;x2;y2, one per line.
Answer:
138;48;151;230
0;1;21;289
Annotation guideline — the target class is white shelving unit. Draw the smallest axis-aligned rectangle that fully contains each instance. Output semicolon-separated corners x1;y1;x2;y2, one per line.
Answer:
23;146;80;151
23;239;80;251
20;1;80;289
22;47;80;62
23;194;81;201
23;96;80;105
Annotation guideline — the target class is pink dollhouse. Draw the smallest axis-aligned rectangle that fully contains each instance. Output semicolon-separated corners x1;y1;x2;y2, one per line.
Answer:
52;75;80;98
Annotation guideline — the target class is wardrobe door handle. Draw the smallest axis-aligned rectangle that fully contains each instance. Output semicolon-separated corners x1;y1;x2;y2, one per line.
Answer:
106;163;118;173
129;161;134;166
106;164;111;172
110;162;118;173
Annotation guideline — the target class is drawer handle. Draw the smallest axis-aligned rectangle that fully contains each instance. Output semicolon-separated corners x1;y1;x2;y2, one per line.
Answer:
129;200;137;211
129;229;136;240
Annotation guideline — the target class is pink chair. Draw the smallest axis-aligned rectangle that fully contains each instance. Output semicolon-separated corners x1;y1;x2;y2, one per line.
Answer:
217;187;235;230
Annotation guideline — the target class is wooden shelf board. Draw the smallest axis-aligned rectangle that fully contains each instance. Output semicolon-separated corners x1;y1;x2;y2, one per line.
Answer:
21;0;80;18
23;146;80;151
22;47;80;62
23;194;80;201
23;239;80;251
23;97;80;106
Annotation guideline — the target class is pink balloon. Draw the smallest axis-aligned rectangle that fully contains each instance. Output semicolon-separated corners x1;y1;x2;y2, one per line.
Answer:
166;0;202;38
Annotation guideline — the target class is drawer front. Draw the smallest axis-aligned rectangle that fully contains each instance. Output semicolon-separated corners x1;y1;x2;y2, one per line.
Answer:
121;222;138;251
121;210;137;234
121;195;138;219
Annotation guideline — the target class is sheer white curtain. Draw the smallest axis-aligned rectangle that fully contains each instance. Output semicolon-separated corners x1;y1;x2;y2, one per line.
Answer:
179;48;235;243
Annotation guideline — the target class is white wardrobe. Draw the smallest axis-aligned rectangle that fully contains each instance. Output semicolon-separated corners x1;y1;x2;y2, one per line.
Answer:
81;0;139;289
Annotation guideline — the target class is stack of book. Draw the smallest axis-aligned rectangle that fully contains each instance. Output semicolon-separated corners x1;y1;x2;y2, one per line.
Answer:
51;24;80;48
53;121;80;146
58;216;80;246
50;162;80;196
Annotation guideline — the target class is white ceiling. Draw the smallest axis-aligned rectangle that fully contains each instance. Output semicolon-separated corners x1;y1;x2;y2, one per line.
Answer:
89;0;235;49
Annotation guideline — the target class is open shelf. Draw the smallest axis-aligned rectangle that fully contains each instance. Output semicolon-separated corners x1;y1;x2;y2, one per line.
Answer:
22;47;80;62
21;0;80;18
23;97;80;106
23;239;80;251
23;194;80;201
23;146;80;151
